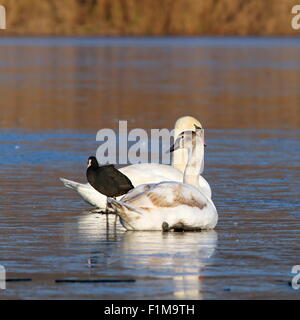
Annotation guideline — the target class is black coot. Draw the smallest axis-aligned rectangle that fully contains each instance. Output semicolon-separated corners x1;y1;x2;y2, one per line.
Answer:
86;156;134;198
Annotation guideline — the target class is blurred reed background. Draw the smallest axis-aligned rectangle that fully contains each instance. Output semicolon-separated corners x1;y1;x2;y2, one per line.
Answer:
1;0;300;36
0;1;300;130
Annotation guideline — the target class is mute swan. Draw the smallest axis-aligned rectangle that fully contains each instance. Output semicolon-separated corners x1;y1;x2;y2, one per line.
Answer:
108;127;218;231
60;116;212;209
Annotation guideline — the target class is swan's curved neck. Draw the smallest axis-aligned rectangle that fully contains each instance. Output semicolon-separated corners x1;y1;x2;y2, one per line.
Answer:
172;143;204;174
172;149;189;173
183;144;204;188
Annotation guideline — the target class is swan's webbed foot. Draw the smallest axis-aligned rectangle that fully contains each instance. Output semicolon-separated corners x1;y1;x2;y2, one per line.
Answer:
162;221;202;232
162;222;170;232
172;222;185;232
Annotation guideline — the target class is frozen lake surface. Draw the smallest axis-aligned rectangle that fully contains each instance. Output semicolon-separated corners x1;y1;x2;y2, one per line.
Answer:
0;37;299;299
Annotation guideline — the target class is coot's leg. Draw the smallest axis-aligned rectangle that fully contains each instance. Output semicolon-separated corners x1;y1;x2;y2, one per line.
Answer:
113;197;117;229
105;198;109;232
90;208;103;214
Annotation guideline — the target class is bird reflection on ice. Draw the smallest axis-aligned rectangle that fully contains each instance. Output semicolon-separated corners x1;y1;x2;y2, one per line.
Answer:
76;212;125;241
76;213;217;299
120;231;217;299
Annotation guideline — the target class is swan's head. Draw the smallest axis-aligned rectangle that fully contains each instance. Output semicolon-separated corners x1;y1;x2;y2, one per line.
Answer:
174;116;202;138
172;116;204;173
169;126;205;153
87;156;99;169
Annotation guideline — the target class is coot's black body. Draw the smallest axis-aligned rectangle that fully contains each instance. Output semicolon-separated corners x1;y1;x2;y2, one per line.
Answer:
86;156;134;197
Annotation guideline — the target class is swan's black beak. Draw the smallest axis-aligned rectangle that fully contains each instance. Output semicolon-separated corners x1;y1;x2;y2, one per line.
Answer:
167;145;175;153
167;142;180;153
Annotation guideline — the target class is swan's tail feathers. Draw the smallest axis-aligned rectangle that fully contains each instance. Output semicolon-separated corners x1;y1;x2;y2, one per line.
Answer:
60;178;87;191
108;198;143;222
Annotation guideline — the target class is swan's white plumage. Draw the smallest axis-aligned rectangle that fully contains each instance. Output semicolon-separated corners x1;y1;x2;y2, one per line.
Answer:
109;182;217;231
60;116;212;209
109;128;218;231
60;178;102;207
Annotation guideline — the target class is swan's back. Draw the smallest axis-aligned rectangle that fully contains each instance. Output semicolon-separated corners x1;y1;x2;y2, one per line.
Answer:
110;181;217;231
119;163;212;199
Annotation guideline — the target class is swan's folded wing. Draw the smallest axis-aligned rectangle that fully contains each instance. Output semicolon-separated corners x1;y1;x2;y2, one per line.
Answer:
121;184;155;202
122;182;208;211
